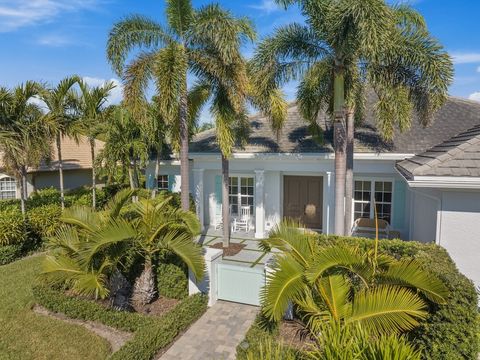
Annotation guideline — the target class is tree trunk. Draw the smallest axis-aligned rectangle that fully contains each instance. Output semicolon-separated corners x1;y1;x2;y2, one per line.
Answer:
132;158;140;188
152;144;161;199
108;269;132;311
56;134;65;210
128;159;135;190
179;82;190;211
132;257;156;306
333;62;346;235
90;138;96;209
344;109;355;235
19;167;26;217
221;154;230;247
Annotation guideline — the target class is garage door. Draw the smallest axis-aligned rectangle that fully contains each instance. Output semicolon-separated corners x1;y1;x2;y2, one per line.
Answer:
283;176;323;229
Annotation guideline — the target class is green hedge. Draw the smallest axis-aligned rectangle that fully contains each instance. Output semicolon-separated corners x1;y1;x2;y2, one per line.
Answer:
110;294;207;360
0;244;23;266
33;284;207;359
27;204;62;239
0;209;28;246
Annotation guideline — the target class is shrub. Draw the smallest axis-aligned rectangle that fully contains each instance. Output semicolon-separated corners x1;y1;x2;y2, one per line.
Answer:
28;188;60;208
0;244;23;266
0;209;28;246
27;204;62;239
110;293;207;360
316;235;479;359
0;199;20;211
156;252;189;300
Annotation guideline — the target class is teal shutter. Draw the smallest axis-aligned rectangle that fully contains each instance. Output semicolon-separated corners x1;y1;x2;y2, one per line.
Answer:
215;175;222;214
168;175;175;192
392;179;406;229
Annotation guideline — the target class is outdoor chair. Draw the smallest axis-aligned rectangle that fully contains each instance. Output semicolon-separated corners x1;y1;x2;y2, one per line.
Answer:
233;206;251;232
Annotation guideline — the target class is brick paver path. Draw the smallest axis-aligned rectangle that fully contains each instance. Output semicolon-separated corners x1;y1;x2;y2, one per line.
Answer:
160;301;258;360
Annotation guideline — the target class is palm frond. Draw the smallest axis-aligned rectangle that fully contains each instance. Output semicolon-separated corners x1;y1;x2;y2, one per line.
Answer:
166;0;193;37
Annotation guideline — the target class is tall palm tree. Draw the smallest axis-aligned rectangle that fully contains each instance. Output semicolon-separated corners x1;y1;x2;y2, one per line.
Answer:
107;0;255;211
77;80;115;208
41;76;81;210
0;83;51;215
251;1;453;235
98;106;148;190
128;195;204;305
261;221;448;335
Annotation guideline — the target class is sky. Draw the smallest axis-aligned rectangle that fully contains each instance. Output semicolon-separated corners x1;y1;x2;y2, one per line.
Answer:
0;0;480;122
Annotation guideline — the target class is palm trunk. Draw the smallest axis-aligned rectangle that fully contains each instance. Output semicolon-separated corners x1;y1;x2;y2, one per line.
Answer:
90;138;96;209
152;144;161;199
56;134;65;210
133;158;140;188
132;257;156;306
221;154;230;247
19;167;26;217
179;80;190;211
333;62;346;235
344;109;355;235
128;158;135;190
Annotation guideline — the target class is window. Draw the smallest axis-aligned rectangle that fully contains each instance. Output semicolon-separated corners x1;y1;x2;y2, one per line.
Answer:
229;176;254;215
354;180;392;224
157;175;169;191
0;177;16;200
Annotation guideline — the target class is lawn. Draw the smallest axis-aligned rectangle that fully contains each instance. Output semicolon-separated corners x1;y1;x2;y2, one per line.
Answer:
0;255;110;360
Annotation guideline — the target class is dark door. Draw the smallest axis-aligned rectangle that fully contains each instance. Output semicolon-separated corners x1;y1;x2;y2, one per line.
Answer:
283;176;323;229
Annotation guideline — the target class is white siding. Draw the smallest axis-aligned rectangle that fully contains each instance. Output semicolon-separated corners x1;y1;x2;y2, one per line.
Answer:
439;191;480;288
410;190;438;243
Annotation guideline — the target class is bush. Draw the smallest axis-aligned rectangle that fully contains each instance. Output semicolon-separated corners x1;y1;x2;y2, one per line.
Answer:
27;204;62;239
316;235;479;359
0;199;20;211
110;294;207;360
33;283;208;360
156;252;189;300
0;244;23;266
28;188;61;208
0;209;28;246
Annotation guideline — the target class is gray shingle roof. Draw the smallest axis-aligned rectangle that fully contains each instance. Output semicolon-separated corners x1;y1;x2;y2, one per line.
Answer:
396;123;480;178
190;96;480;155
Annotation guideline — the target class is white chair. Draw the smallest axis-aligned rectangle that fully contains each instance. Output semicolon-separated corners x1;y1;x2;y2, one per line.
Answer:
233;206;251;232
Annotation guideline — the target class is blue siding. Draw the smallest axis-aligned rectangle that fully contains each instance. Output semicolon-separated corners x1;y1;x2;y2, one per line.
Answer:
392;179;406;229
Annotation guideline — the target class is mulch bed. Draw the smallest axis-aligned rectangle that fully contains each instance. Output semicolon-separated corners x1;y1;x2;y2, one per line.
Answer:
209;242;246;256
133;296;179;317
278;320;315;351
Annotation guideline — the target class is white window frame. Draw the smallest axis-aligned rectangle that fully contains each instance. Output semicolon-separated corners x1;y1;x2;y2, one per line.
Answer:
352;177;395;225
157;175;169;191
228;175;254;216
0;176;17;200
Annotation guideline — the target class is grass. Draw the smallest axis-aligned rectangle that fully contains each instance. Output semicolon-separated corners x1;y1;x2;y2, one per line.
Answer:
0;255;110;360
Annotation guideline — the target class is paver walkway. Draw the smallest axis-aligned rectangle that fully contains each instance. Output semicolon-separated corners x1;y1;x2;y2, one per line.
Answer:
160;301;258;360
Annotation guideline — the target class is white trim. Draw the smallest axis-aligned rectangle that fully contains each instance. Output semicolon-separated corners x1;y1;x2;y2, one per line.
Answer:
189;152;415;161
407;176;480;189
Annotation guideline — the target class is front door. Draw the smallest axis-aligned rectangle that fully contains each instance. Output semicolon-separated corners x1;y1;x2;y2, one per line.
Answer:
283;176;323;229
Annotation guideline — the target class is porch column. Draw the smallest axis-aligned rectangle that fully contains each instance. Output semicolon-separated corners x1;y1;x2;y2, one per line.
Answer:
255;170;265;239
193;168;205;231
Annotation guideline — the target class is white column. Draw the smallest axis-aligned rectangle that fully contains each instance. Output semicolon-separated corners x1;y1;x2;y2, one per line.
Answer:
325;171;334;235
193;168;205;231
255;169;265;239
189;247;223;307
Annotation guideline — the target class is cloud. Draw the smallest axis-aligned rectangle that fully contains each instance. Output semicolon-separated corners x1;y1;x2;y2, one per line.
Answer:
36;34;71;47
249;0;282;13
477;66;480;73
451;52;480;64
468;92;480;102
83;77;123;105
0;0;101;32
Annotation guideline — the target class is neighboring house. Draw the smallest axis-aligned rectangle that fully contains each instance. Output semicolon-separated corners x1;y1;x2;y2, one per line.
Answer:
145;96;480;288
0;135;105;198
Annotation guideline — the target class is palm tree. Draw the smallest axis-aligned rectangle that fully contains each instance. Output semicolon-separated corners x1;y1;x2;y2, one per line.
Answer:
251;1;453;235
77;80;115;208
128;195;204;305
260;221;448;335
98;106;148;190
0;82;51;215
107;0;255;211
41;76;81;210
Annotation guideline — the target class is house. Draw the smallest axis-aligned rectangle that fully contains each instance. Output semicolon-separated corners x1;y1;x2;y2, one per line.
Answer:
146;96;480;289
0;135;105;199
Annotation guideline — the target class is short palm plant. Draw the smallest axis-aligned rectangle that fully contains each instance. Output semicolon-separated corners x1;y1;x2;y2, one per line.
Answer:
261;221;448;336
127;195;204;305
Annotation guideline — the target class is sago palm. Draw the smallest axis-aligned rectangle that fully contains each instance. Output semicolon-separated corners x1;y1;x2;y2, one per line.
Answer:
0;82;51;215
261;221;448;336
107;0;255;211
128;195;204;305
77;79;115;208
252;0;453;235
40;76;82;210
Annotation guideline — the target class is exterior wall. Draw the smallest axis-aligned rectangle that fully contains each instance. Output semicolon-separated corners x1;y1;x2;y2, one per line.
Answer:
439;190;480;288
409;189;439;243
31;169;100;192
144;160;193;193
